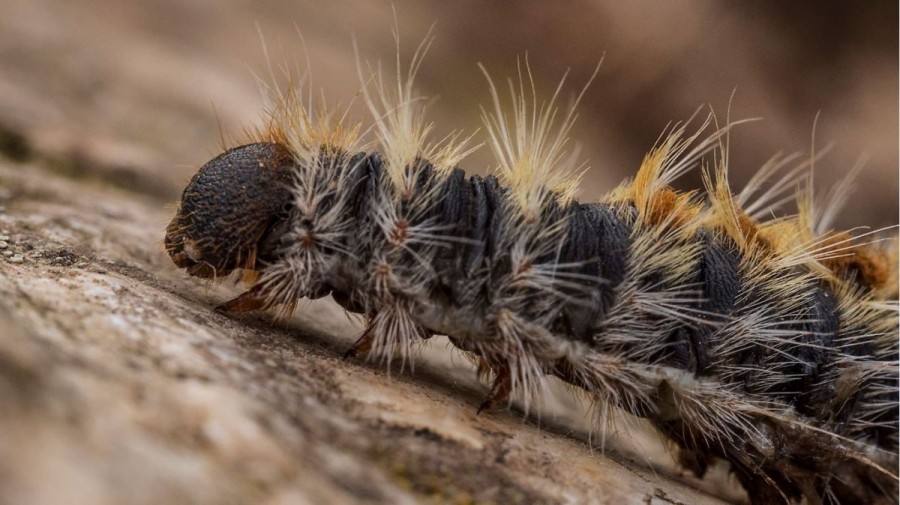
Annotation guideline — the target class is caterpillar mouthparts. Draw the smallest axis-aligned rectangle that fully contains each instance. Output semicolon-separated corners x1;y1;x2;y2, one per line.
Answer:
164;45;899;505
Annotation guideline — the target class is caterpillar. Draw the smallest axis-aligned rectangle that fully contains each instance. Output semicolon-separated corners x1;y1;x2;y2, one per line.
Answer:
163;36;899;505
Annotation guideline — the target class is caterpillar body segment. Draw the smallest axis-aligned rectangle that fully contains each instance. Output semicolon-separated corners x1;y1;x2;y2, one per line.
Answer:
164;59;899;504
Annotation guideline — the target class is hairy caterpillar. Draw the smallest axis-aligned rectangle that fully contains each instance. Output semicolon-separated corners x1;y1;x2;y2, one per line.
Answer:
164;36;899;504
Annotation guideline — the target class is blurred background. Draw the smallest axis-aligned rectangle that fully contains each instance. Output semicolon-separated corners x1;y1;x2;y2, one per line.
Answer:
0;0;896;228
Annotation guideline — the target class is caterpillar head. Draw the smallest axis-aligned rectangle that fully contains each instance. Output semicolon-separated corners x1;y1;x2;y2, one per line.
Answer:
165;142;295;278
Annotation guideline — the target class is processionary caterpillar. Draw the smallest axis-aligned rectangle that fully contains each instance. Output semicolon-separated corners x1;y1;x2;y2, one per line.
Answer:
164;34;899;504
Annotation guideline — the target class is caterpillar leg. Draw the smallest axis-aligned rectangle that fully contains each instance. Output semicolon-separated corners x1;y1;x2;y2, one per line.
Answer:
476;360;512;414
343;320;376;360
216;287;267;313
674;445;711;479
342;304;432;367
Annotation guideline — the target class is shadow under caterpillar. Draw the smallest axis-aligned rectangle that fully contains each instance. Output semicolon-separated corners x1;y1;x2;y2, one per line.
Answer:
164;40;899;504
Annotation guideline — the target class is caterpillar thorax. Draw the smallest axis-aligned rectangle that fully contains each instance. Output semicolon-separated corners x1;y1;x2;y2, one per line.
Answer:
164;56;899;504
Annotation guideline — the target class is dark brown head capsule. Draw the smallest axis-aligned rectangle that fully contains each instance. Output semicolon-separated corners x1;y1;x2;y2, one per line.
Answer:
165;142;294;278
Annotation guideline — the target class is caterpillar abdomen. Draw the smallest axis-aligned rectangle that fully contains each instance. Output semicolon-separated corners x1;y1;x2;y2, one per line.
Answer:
163;50;899;504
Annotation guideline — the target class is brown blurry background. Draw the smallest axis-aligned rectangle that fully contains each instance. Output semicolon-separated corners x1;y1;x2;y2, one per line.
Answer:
0;0;896;228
